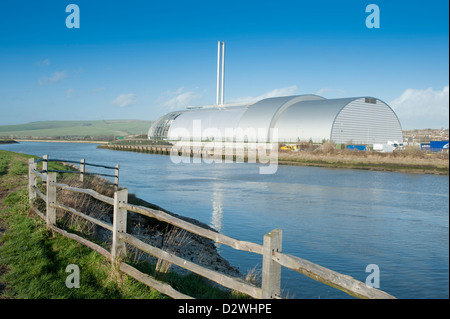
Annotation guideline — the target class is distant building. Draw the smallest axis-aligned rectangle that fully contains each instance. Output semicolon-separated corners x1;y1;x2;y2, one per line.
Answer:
148;94;403;145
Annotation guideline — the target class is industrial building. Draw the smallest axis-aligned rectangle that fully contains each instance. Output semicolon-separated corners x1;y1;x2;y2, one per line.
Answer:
148;41;403;147
148;94;404;146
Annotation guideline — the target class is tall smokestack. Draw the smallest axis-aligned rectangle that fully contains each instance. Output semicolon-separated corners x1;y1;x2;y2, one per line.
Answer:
216;41;221;105
216;41;225;105
221;42;225;105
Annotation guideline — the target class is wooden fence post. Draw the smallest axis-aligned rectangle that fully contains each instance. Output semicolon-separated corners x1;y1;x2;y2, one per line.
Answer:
112;189;128;259
79;158;85;183
28;158;37;203
42;154;48;180
46;172;57;227
261;229;282;299
114;164;119;190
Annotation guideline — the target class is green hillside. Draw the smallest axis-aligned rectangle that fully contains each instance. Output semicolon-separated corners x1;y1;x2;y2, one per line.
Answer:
0;120;153;138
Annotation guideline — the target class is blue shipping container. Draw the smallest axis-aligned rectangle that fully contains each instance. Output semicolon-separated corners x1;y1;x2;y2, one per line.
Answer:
430;140;449;152
347;145;367;151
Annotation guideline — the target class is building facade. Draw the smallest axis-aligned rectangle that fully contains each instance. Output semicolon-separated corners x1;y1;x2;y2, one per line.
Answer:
148;95;403;145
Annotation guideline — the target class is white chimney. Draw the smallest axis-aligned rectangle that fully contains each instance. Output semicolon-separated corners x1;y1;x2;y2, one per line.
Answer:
216;41;225;105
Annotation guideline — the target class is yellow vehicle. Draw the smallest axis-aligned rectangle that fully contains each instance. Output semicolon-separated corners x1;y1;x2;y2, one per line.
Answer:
280;144;299;152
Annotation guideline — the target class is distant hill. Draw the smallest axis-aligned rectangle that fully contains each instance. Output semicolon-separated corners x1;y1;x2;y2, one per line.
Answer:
0;120;153;138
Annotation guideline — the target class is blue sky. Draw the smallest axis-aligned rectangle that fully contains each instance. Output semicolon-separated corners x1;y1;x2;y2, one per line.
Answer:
0;0;448;129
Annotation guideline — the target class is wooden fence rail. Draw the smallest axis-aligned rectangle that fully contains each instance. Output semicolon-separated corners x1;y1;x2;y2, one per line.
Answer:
36;154;120;188
27;155;396;299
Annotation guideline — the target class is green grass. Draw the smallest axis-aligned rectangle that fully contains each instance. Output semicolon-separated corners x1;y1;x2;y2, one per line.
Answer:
0;120;153;138
0;150;248;299
0;151;37;191
0;151;164;298
0;189;166;299
0;154;9;176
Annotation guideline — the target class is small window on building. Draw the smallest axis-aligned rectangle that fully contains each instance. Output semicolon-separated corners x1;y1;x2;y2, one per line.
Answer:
365;98;377;104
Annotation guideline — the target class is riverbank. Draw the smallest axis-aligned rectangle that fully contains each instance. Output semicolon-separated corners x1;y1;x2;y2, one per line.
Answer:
0;140;18;145
98;143;449;175
15;139;109;144
0;150;244;299
277;150;449;175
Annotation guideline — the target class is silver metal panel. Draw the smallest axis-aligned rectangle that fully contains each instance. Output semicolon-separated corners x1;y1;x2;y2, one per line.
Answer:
167;105;248;141
237;95;324;141
148;111;186;139
149;95;403;145
274;98;356;142
331;98;403;144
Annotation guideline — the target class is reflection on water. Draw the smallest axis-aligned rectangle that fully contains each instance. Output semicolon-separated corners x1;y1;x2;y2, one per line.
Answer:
1;142;448;299
211;185;224;233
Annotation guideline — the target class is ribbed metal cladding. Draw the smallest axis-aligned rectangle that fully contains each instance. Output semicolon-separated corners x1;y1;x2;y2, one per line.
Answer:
148;95;404;145
148;111;184;139
331;98;403;144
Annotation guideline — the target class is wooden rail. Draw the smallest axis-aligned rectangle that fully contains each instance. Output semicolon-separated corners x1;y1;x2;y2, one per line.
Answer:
120;202;263;254
37;154;120;188
27;156;396;299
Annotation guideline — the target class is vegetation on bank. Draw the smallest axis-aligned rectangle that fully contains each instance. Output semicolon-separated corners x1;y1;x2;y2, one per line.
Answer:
0;140;18;145
0;189;167;299
277;143;449;175
0;150;247;299
0;120;153;140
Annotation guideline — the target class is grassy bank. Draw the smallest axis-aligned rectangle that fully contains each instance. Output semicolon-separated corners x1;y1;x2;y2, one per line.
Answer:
0;120;153;139
0;188;167;299
0;150;246;299
0;150;162;298
277;148;449;175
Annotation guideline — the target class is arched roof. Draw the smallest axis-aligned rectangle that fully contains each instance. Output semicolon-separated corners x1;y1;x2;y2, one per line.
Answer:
167;105;248;140
148;95;403;145
274;97;357;142
274;97;403;143
237;95;325;141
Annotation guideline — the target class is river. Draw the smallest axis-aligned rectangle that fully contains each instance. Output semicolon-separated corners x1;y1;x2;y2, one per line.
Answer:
1;141;448;299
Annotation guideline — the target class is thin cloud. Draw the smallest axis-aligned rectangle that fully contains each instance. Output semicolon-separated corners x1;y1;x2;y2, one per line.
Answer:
65;88;74;98
167;87;184;96
91;87;106;94
37;58;51;66
229;85;299;104
38;70;67;85
161;87;202;110
111;93;138;108
390;85;449;129
316;88;346;97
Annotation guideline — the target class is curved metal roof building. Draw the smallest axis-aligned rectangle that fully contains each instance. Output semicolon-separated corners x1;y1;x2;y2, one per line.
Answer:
148;95;403;145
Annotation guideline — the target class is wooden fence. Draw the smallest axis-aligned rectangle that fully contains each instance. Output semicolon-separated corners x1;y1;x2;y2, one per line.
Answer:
27;155;396;299
35;154;120;188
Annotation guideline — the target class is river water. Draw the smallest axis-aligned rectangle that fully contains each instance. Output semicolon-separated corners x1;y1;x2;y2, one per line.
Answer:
1;142;448;299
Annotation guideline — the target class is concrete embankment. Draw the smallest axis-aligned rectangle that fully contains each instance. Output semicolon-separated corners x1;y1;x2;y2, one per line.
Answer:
98;143;173;155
